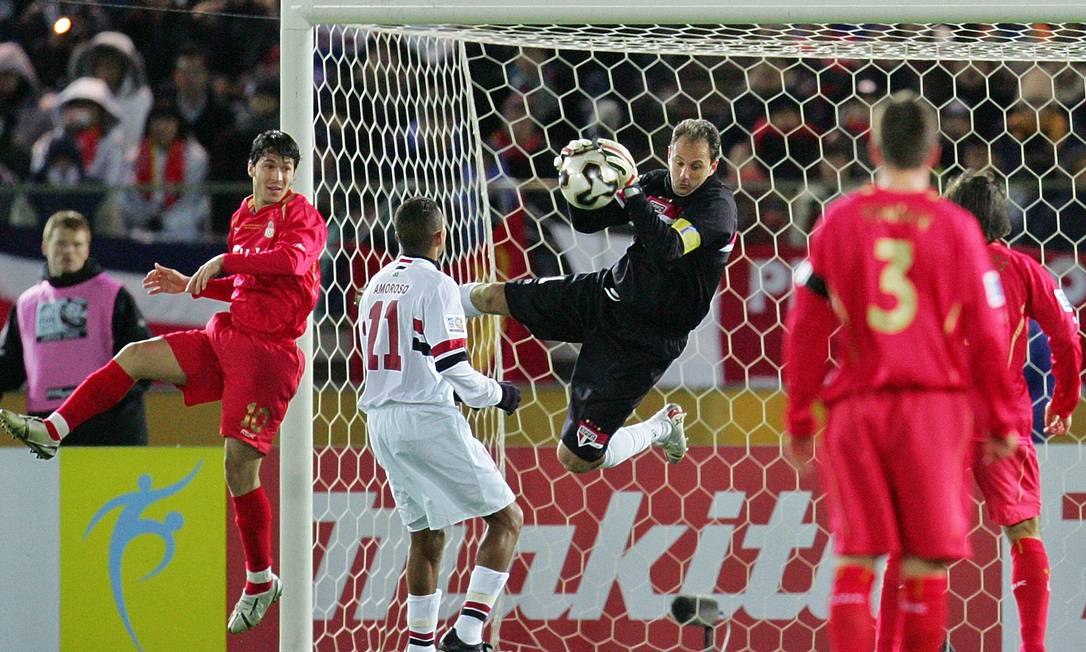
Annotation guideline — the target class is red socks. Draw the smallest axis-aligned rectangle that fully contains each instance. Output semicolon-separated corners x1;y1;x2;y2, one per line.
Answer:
830;565;876;652
51;360;135;439
900;575;948;652
233;486;274;594
876;554;903;652
1011;537;1049;652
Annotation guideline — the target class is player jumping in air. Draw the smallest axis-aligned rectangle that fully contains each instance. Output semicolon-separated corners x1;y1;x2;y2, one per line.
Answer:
461;118;738;475
0;130;327;635
783;92;1019;652
357;197;523;652
875;170;1082;652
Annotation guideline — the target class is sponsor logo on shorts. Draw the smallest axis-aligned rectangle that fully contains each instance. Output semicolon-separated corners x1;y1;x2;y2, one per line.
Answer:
576;421;610;450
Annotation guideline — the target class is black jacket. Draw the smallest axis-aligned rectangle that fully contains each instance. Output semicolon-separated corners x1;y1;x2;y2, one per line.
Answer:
566;169;739;334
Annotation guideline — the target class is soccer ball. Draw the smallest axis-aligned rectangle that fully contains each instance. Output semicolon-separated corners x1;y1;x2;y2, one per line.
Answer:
558;150;620;210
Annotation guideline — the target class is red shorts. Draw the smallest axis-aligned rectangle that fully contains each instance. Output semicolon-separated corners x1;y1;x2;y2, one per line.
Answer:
821;390;972;560
164;312;303;454
971;425;1041;526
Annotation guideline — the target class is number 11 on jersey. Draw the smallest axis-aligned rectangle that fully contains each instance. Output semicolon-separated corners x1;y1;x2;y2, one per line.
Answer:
365;299;402;371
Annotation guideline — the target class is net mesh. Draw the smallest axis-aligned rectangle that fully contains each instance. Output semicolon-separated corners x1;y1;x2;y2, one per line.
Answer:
308;22;1086;651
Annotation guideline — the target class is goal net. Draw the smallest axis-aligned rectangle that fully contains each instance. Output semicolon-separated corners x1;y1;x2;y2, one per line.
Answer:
299;18;1086;652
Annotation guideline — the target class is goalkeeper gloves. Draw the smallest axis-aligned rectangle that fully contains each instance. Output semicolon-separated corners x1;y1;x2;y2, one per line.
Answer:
496;382;522;415
595;137;638;187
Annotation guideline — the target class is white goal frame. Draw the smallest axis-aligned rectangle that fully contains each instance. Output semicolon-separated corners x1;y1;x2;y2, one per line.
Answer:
279;1;1086;649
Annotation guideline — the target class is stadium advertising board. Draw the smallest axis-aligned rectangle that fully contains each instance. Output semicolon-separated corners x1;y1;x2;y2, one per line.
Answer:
308;445;1086;651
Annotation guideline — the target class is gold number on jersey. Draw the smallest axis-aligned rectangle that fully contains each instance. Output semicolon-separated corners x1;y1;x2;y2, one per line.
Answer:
866;238;917;334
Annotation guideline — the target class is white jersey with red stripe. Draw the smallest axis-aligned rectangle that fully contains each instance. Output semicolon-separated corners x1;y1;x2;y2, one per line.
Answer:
356;255;501;412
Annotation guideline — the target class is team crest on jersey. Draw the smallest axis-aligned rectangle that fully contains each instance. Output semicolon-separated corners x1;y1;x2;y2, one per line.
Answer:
446;316;466;333
264;219;275;238
576;421;610;450
647;195;679;223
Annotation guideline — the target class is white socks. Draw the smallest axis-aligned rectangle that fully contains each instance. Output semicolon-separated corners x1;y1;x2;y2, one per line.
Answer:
406;589;442;652
46;412;70;440
600;418;667;468
454;566;510;644
460;283;483;318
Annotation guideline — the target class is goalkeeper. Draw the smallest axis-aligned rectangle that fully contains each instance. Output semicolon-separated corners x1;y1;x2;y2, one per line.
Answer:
460;119;738;474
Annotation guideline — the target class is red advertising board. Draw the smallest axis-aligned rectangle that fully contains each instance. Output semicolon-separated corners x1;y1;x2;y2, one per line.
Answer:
284;446;1003;652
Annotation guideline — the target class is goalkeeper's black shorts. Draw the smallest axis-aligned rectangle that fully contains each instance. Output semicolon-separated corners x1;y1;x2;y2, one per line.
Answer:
505;271;687;462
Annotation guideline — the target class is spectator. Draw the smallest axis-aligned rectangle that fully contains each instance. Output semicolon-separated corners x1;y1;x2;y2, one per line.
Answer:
752;97;820;184
159;47;235;156
209;76;279;233
28;77;129;230
67;31;153;151
0;42;51;180
124;102;211;240
0;210;151;446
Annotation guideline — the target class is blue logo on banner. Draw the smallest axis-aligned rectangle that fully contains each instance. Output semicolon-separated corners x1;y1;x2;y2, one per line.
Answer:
85;462;202;651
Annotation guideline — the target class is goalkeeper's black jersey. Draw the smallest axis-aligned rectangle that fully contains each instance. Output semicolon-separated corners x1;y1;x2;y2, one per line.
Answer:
566;169;738;335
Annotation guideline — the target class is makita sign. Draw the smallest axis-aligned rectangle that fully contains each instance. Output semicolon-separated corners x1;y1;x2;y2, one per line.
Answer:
298;446;1086;652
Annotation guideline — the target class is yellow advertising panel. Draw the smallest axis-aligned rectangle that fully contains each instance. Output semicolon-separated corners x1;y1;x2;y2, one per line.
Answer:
61;448;225;652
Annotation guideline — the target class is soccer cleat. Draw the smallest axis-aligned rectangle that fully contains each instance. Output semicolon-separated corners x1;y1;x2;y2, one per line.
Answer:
228;573;283;634
0;409;59;460
439;628;493;652
652;403;687;464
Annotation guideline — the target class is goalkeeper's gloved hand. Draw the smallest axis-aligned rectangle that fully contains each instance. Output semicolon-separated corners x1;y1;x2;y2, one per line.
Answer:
496;382;522;415
553;138;595;172
595;137;638;188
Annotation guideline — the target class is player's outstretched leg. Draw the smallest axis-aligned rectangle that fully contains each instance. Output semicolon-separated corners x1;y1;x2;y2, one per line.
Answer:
459;282;510;318
440;503;522;652
0;410;59;460
2;338;184;458
595;403;687;470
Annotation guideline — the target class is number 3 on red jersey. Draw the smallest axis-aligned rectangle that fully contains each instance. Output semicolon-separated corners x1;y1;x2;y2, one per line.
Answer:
866;238;917;334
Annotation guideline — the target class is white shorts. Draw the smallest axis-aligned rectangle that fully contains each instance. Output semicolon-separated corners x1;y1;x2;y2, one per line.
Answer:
365;403;515;532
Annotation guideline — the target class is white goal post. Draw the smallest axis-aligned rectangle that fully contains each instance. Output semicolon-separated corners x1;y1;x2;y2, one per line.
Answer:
280;2;1086;651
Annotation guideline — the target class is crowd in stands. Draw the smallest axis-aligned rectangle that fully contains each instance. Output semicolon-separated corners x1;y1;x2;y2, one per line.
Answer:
2;8;1084;253
460;46;1086;251
0;0;279;240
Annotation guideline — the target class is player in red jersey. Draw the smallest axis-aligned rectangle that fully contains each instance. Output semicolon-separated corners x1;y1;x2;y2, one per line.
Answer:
783;92;1020;652
875;170;1082;652
0;130;328;634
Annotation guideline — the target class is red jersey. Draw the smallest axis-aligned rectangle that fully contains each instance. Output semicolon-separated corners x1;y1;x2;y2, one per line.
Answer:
197;191;327;340
784;185;1017;438
987;242;1081;424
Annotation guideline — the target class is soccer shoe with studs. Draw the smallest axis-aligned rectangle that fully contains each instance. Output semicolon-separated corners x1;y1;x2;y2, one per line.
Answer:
439;628;494;652
228;573;283;634
0;409;59;460
652;403;688;464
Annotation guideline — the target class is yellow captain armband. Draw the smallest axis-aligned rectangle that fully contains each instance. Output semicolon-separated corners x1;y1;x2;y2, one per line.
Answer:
670;218;702;255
